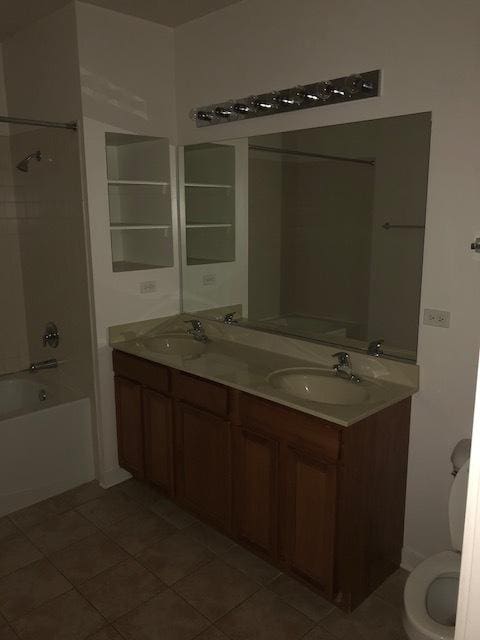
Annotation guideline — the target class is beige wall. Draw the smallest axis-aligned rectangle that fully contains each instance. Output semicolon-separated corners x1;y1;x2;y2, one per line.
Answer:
2;4;81;123
174;0;480;565
76;1;176;137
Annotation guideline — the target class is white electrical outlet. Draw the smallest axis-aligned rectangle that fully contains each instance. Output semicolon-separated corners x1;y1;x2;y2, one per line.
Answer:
203;274;216;286
423;308;450;328
140;281;157;294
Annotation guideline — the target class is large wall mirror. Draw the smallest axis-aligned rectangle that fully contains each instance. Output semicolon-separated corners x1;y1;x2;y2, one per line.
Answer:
179;113;431;362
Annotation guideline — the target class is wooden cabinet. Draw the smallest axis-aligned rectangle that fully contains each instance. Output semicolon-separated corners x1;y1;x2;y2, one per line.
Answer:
114;375;144;478
175;403;231;530
283;444;337;598
112;349;411;612
233;426;279;557
143;388;173;493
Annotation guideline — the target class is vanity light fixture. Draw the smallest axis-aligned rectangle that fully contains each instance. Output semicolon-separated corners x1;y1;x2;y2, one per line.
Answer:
190;70;380;127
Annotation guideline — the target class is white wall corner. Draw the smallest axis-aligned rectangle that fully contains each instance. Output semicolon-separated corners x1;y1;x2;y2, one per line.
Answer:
401;546;425;573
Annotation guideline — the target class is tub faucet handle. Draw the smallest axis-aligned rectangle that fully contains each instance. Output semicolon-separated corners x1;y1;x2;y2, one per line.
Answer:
43;322;59;348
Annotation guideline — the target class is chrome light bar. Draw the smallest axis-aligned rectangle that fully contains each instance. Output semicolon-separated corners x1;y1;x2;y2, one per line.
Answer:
190;70;380;127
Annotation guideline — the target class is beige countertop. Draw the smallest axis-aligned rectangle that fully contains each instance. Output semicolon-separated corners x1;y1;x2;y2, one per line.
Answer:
111;326;418;427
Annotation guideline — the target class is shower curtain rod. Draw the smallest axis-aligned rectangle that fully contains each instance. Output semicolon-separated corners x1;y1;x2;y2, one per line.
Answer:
0;115;77;131
249;144;375;166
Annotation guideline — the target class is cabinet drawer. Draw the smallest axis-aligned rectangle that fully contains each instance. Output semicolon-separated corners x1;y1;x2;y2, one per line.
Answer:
172;370;229;417
112;350;170;395
240;393;341;462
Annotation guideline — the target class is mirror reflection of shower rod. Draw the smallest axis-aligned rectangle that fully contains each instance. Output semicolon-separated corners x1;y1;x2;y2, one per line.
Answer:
382;222;425;230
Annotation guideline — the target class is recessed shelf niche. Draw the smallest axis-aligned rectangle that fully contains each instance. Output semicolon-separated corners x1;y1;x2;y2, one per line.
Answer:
184;144;235;265
105;133;173;272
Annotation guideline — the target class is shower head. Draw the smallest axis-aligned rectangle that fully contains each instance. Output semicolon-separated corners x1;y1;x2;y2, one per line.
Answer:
16;150;42;172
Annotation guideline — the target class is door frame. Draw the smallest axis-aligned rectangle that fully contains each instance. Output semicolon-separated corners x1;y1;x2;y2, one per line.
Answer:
455;354;480;639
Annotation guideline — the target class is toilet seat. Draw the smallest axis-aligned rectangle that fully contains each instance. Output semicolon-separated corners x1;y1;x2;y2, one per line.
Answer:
404;550;461;640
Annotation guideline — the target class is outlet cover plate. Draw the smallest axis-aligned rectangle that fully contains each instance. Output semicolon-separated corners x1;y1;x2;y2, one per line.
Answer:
423;308;450;328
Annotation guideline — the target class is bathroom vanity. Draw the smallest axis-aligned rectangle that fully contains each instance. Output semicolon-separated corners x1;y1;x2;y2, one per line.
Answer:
111;326;415;611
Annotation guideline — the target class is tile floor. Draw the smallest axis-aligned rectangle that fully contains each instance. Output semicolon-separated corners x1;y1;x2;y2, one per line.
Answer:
0;479;409;640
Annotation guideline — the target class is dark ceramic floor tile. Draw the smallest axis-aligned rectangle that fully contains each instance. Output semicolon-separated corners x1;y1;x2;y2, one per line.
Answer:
78;558;164;621
49;532;127;585
8;501;57;532
221;545;281;586
269;574;334;622
195;627;229;640
302;626;337;640
13;590;104;640
137;530;214;585
50;482;107;513
374;570;408;609
174;559;259;621
114;589;209;640
0;624;19;640
217;588;314;640
104;508;175;555
0;558;71;621
150;499;198;529
185;522;236;555
0;534;42;579
349;594;404;637
0;518;19;542
76;492;141;529
116;479;162;506
24;511;97;554
86;627;124;640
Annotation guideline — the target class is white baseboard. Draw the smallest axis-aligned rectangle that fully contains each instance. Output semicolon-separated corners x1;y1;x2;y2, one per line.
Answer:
401;546;426;572
99;466;131;489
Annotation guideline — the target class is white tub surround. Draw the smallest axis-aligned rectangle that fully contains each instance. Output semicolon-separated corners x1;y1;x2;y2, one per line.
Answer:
0;371;95;517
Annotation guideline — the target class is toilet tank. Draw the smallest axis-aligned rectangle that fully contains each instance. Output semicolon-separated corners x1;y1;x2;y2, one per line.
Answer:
449;460;469;551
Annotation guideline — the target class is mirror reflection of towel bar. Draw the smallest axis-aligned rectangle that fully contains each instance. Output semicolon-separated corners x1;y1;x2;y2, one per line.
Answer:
382;222;425;230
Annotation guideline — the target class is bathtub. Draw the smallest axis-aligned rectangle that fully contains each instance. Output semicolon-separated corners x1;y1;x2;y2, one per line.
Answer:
0;372;95;517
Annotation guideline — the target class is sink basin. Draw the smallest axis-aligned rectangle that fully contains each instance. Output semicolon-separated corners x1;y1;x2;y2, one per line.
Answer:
268;367;370;406
141;334;206;358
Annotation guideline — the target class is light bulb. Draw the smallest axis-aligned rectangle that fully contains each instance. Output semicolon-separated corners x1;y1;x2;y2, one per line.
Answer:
273;88;305;108
252;95;278;111
214;104;234;118
189;108;215;122
316;81;334;101
344;74;364;96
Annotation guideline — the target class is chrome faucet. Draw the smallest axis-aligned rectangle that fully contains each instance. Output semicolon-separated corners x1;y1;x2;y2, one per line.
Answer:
332;352;361;383
223;312;238;324
184;319;209;343
367;338;384;357
42;322;59;348
30;358;58;372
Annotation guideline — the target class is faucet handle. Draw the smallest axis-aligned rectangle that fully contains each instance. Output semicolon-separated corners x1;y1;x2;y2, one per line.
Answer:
367;339;384;357
332;351;351;367
184;319;202;330
223;312;238;324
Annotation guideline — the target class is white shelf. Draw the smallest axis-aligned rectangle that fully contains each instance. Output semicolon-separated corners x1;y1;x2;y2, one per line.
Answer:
186;223;232;228
111;224;171;230
108;179;169;186
185;182;232;189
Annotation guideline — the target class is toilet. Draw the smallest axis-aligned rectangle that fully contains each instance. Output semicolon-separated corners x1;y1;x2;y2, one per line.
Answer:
403;441;470;640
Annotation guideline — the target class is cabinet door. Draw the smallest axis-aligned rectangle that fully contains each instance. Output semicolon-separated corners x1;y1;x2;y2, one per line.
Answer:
176;402;231;530
114;375;144;478
283;445;337;597
143;388;173;494
233;426;279;557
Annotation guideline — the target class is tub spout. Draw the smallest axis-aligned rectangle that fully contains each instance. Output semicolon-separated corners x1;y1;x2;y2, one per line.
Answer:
30;358;58;372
